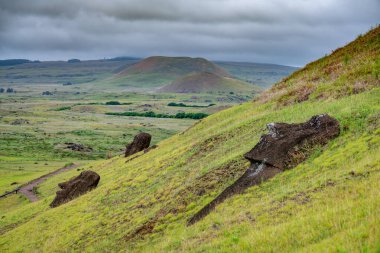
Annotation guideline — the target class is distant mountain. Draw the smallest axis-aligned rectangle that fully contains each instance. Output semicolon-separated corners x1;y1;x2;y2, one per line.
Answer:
158;71;259;93
0;56;298;89
106;56;141;61
108;56;231;88
118;56;229;77
215;61;298;89
0;59;138;84
0;59;31;66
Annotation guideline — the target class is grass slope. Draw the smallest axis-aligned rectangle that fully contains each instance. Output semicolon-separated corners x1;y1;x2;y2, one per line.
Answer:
260;26;380;105
0;27;379;252
158;72;259;94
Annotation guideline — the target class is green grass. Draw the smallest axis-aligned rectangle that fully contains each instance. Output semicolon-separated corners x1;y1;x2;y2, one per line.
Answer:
0;159;70;194
0;26;378;253
0;93;204;201
0;86;378;252
0;89;242;209
260;26;380;105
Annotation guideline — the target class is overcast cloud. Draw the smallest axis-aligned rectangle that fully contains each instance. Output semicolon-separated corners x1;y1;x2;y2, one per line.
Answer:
0;0;379;66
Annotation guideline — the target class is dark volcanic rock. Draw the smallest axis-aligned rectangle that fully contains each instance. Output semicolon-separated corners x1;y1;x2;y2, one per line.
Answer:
188;114;339;225
244;114;340;170
125;132;151;157
65;142;93;152
42;91;53;95
11;119;30;125
50;170;100;208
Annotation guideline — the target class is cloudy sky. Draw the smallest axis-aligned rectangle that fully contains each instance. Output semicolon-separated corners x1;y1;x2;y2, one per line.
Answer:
0;0;378;66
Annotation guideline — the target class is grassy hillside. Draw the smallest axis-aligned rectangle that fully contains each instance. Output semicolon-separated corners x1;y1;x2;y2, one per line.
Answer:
158;72;259;94
0;89;253;209
107;56;230;88
120;56;229;76
0;27;379;252
260;26;380;105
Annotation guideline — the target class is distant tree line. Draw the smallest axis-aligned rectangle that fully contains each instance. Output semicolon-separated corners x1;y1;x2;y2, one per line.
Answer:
67;59;80;63
167;102;215;108
53;106;72;111
42;91;53;95
0;59;30;66
0;88;16;93
106;111;208;119
104;101;132;105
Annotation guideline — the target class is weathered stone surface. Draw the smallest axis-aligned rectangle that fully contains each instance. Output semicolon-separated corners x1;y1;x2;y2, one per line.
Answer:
50;170;100;208
188;114;340;225
11;119;30;125
244;114;340;170
64;142;93;152
125;132;151;157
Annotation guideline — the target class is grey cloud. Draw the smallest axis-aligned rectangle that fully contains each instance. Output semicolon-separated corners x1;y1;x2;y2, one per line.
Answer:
0;0;379;66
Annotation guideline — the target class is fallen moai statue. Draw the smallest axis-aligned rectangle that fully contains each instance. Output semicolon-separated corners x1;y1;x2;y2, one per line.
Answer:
50;170;100;208
125;132;152;157
188;114;340;225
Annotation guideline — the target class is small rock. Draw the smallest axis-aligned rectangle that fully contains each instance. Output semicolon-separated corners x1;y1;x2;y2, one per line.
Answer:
11;119;29;125
64;142;93;152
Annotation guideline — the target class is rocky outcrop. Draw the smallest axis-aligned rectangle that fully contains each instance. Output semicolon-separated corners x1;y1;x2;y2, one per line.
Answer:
50;170;100;208
125;132;152;157
244;114;340;170
188;114;340;225
64;142;93;152
11;119;30;125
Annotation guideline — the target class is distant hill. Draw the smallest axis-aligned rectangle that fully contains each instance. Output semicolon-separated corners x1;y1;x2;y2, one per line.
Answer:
0;59;31;66
0;56;297;90
118;56;229;77
0;59;138;84
215;61;298;89
108;56;231;88
158;71;259;93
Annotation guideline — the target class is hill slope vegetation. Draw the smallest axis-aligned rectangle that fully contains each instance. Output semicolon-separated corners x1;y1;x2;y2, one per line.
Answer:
0;26;379;253
107;56;231;88
111;56;261;93
158;71;258;93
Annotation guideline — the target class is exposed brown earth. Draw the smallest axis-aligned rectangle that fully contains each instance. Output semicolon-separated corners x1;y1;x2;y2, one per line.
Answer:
18;163;80;202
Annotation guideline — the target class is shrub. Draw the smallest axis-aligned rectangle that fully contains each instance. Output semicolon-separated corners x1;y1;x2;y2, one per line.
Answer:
106;111;208;119
54;106;71;111
105;101;121;105
105;101;132;105
167;102;214;108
